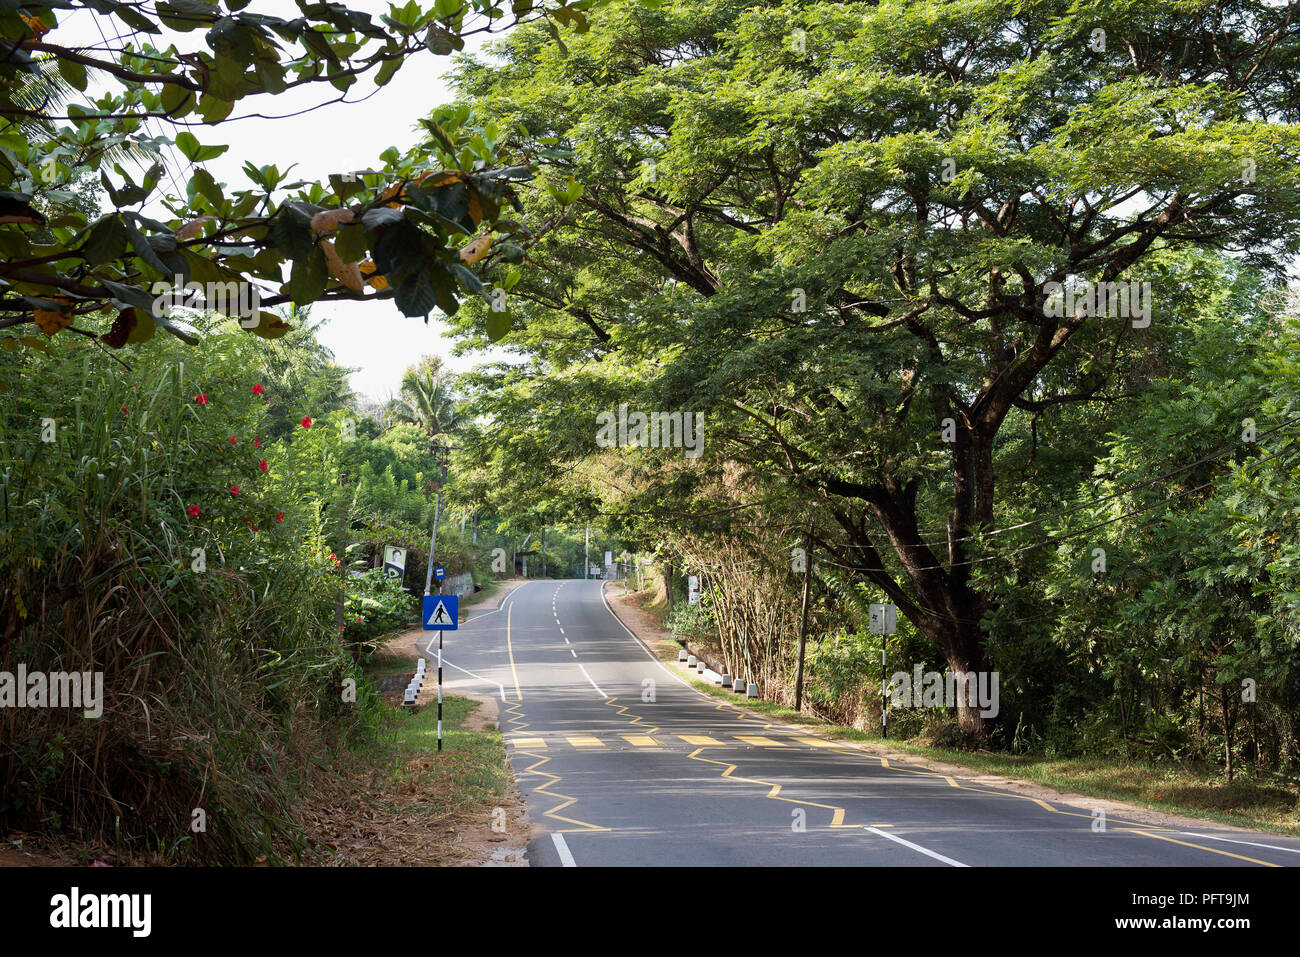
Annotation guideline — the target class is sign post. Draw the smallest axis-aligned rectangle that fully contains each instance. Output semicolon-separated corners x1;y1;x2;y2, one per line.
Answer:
869;603;897;737
422;594;459;752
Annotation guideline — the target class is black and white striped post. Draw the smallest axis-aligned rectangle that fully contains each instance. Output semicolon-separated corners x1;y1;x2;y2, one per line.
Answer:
870;603;897;737
421;439;452;753
437;619;443;752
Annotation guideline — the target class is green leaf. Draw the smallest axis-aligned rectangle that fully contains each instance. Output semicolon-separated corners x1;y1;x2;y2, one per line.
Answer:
113;4;162;34
254;60;288;94
485;308;511;341
288;245;328;304
329;173;365;203
190;167;224;207
449;262;483;294
333;222;368;263
375;55;401;86
98;277;159;314
175;131;229;162
78;214;128;266
552;6;588;32
199;94;234;124
425;24;459;54
124;219;174;278
160;82;196;118
57;56;87;92
269;207;314;258
395;271;436;317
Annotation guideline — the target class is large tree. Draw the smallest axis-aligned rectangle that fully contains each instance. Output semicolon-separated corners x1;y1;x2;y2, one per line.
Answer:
446;0;1300;735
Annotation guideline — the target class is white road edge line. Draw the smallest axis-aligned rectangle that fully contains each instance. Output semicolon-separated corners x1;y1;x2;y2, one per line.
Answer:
462;582;530;624
863;827;969;867
552;833;577;867
417;642;508;702
598;580;715;699
570;648;578;657
577;663;606;697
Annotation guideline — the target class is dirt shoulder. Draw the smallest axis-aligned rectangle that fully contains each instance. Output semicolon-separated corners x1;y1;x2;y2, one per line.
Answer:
349;614;533;865
603;581;1299;837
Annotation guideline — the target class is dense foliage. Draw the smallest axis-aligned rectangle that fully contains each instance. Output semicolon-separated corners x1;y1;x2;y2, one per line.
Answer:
442;0;1300;773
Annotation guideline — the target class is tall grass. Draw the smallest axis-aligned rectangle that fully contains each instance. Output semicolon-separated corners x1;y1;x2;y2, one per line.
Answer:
0;326;383;863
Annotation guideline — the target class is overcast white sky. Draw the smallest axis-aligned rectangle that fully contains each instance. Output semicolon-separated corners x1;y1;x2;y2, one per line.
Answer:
61;1;511;402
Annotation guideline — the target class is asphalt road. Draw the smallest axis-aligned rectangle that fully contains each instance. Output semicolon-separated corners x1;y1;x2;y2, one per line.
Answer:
421;579;1300;867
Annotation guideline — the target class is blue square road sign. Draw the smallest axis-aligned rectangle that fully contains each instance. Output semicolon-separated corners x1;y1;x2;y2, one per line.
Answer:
422;594;458;630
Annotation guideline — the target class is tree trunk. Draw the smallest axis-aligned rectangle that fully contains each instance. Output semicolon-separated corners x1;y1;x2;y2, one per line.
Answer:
1220;686;1235;784
944;621;993;741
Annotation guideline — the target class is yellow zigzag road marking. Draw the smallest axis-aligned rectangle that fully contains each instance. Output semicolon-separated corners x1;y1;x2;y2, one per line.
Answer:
603;696;660;735
503;678;607;833
686;747;856;829
518;749;610;833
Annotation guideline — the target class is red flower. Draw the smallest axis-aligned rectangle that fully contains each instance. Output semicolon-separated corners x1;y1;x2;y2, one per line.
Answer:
188;505;201;517
301;416;312;429
328;552;336;561
254;437;260;449
250;525;258;532
356;616;363;623
259;459;268;472
120;406;128;414
229;435;237;445
275;511;284;523
252;384;264;396
230;485;239;496
193;394;209;406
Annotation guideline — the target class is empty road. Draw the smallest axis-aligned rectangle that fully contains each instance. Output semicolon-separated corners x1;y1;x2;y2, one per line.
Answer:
422;579;1300;867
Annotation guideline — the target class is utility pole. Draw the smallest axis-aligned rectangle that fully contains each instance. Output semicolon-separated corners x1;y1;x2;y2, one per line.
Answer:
540;526;546;578
584;526;589;579
793;527;814;712
423;440;450;598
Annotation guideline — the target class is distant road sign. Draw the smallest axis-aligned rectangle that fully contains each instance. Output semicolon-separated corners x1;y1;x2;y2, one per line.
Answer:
869;603;897;635
434;563;446;581
422;595;458;630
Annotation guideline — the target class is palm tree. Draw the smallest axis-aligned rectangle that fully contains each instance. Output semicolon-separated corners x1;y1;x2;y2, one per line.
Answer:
255;305;357;440
385;355;466;438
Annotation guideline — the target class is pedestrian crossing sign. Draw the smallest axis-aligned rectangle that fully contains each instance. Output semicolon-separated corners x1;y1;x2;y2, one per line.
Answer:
422;594;458;630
